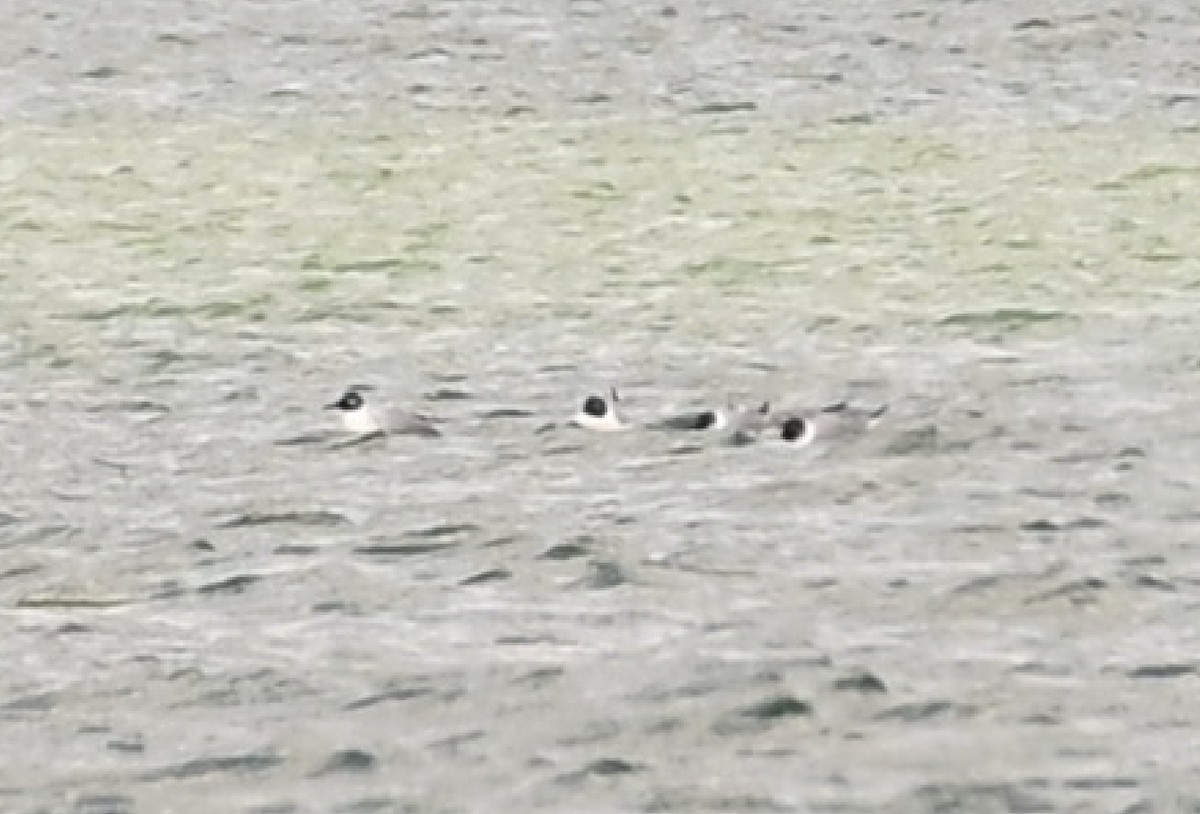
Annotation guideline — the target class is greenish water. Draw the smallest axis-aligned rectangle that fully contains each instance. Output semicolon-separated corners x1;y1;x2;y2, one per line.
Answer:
5;119;1197;324
3;116;1200;813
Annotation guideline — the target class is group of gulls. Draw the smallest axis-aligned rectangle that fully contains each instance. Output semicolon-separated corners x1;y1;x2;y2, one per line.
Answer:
325;386;887;446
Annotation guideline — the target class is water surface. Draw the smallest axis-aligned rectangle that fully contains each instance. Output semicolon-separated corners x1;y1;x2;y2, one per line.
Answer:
3;2;1200;812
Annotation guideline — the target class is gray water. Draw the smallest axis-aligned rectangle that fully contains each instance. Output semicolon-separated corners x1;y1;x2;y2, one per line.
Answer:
4;2;1200;813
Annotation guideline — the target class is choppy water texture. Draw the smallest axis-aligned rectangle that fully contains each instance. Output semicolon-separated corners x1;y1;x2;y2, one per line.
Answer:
4;2;1200;813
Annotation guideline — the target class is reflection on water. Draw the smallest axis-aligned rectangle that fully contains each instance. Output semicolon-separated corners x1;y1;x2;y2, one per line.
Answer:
2;118;1199;811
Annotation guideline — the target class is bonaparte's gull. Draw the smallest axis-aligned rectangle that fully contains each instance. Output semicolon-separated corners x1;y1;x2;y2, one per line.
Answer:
570;388;628;431
653;407;729;431
776;401;887;445
325;388;440;437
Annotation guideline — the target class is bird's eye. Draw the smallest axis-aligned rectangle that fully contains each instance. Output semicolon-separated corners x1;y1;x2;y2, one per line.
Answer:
584;396;607;417
781;417;805;441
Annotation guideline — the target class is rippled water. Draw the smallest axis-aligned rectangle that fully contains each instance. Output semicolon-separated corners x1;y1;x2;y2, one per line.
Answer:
4;116;1200;813
5;2;1200;812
